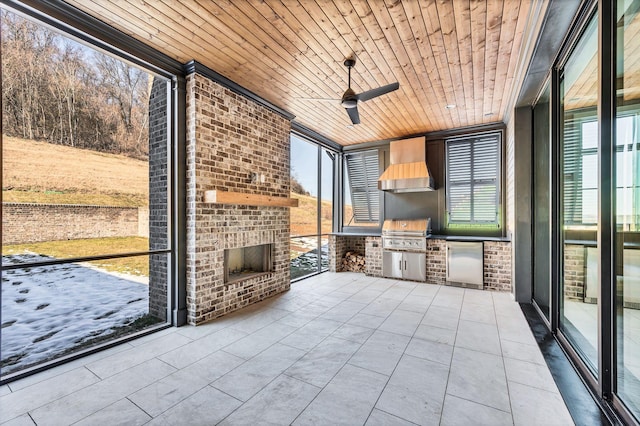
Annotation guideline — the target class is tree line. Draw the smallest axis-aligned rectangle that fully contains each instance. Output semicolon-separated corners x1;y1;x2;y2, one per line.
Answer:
1;11;151;160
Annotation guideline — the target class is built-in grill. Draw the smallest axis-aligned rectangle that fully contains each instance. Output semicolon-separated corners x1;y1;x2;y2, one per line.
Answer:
381;218;431;251
381;218;431;281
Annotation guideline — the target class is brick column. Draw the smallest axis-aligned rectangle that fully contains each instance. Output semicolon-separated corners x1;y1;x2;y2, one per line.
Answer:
148;77;168;320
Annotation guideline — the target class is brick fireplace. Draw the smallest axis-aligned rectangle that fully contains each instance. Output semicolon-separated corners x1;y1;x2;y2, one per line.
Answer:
185;65;291;325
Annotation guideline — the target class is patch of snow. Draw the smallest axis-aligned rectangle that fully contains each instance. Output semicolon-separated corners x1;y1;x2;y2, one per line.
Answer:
1;254;149;374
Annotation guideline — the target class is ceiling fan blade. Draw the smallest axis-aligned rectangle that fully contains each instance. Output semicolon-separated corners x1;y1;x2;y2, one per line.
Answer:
357;82;399;102
294;97;340;102
346;106;360;125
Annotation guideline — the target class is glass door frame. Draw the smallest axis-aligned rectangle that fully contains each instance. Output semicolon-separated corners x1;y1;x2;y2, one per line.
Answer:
542;0;637;423
549;1;600;392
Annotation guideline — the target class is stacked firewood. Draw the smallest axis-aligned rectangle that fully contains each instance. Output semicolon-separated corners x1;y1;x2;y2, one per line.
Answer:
342;251;365;272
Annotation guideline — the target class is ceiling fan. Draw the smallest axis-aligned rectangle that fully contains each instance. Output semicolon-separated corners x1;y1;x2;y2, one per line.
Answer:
301;58;399;125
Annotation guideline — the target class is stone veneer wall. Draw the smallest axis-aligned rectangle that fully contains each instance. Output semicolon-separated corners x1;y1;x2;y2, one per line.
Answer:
186;73;291;325
365;237;382;277
483;241;512;291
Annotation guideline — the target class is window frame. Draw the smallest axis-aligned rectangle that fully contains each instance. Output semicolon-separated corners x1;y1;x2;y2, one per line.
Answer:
289;132;338;281
562;107;640;231
444;131;503;233
0;0;185;383
342;148;383;232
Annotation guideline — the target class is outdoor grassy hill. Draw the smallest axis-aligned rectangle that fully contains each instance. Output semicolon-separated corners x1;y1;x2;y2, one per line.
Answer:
3;136;343;232
2;136;148;206
290;192;333;236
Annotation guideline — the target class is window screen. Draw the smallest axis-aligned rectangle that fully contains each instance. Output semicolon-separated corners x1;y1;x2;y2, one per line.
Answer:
446;133;501;226
345;150;380;224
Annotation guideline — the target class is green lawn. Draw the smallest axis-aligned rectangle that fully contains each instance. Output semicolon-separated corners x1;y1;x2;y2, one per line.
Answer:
3;189;147;207
3;237;151;277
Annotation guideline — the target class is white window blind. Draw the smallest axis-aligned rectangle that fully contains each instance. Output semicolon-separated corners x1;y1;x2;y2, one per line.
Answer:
562;116;590;225
564;115;640;228
345;150;380;224
446;133;501;226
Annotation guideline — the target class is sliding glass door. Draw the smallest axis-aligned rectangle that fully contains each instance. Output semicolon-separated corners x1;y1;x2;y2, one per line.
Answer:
615;0;640;417
559;13;600;374
532;1;640;421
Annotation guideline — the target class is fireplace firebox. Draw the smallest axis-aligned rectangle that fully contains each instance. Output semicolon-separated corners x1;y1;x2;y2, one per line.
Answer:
224;243;274;284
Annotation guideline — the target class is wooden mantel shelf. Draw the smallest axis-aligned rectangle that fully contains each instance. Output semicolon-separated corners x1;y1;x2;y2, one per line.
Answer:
204;190;299;207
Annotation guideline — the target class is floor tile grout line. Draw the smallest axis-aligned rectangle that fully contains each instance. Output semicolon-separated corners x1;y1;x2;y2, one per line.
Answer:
441;393;514;414
505;376;568;395
206;290;360;422
125;371;212;421
5;363;110;424
125;396;154;421
373;407;422;425
210;378;282;425
492;290;517;426
363;283;438;426
3;275;563;425
438;288;463;426
291;277;420;426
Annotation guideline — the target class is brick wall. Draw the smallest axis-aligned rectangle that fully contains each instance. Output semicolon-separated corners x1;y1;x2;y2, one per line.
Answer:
328;235;366;272
564;244;585;301
328;235;344;272
365;237;382;277
484;241;512;291
186;72;291;325
328;236;512;291
148;77;169;320
426;239;447;284
2;203;146;245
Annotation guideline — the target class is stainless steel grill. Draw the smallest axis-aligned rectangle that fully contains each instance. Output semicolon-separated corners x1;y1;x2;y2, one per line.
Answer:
381;218;431;251
381;218;431;281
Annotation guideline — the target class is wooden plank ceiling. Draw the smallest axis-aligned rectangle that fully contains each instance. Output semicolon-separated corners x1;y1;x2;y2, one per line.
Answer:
65;0;537;146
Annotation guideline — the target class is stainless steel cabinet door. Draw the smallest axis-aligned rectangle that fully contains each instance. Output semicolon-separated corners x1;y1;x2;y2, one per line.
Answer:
446;241;483;287
402;252;426;281
383;251;403;278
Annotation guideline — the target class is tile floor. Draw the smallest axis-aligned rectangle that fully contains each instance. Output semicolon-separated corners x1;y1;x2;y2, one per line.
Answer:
0;273;575;425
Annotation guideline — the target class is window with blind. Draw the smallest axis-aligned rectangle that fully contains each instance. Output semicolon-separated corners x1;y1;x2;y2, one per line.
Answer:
564;114;640;229
344;150;380;226
445;133;501;227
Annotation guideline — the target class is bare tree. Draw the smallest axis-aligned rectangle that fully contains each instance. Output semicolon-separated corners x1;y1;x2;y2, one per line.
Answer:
1;10;151;159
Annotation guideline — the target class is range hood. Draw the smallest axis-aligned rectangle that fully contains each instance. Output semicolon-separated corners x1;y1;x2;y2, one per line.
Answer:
378;136;435;193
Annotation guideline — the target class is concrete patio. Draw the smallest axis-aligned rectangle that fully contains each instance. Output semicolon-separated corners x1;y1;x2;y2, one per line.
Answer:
0;273;573;425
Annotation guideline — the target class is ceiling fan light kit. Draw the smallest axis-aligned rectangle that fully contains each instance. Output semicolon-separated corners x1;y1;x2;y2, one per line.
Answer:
339;57;399;125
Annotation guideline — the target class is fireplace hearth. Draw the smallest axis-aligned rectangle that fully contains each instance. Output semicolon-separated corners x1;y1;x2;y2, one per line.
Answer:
224;243;274;284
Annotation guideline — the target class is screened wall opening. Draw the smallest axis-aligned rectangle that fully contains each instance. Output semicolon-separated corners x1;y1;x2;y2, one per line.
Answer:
445;132;501;231
343;150;381;228
0;8;173;380
289;133;335;280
